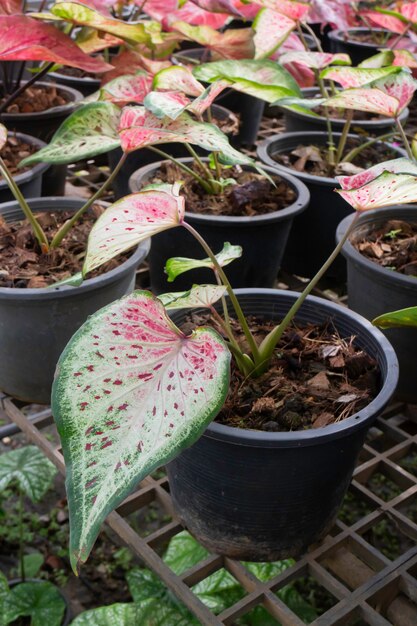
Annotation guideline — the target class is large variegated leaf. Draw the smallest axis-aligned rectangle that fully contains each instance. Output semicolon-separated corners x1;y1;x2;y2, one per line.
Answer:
0;446;56;502
362;10;408;34
100;50;170;85
143;0;230;30
392;49;417;69
89;72;153;106
0;124;7;151
320;65;402;88
83;185;184;274
253;0;310;20
400;3;417;23
71;604;138;626
158;285;227;309
193;59;301;102
153;66;204;97
336;157;417;190
0;0;21;14
3;582;66;626
172;21;254;60
322;88;401;118
252;8;296;59
279;51;351;70
358;50;395;69
373;306;417;329
118;107;255;166
52;291;231;571
0;15;112;73
20;102;120;167
336;172;417;211
165;242;242;282
188;0;244;16
369;70;417;113
143;91;191;119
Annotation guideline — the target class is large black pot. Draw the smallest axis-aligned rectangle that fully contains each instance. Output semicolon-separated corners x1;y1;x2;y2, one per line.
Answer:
0;81;82;196
0;132;49;203
257;131;405;278
167;288;398;560
108;103;235;199
129;159;309;292
337;206;417;403
0;197;149;403
328;28;393;65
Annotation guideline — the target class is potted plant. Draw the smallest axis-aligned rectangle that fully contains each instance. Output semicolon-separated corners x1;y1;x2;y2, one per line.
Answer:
49;157;417;572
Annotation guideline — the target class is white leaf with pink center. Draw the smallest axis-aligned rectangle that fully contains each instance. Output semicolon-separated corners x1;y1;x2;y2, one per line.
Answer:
336;157;417;190
322;88;401;118
320;66;402;88
252;8;296;59
278;51;351;70
337;172;417;211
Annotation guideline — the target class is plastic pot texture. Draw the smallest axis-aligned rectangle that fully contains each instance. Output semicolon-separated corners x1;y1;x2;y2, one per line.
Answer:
0;197;149;404
0;132;49;203
48;70;101;97
328;28;392;65
0;81;82;196
257;131;405;279
167;288;398;561
129;159;309;293
9;578;71;625
337;206;417;403
108;103;235;199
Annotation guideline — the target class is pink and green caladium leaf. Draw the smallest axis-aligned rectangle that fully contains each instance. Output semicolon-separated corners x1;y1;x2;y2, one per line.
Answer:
392;49;417;69
0;125;7;152
373;306;417;329
358;50;395;69
165;242;242;282
336;171;417;211
88;72;153;106
193;59;301;102
320;65;402;88
368;70;417;113
83;185;184;274
118;107;255;166
336;157;417;191
52;290;231;571
188;0;244;17
251;0;310;21
0;15;112;73
19;102;121;167
171;21;254;60
144;81;230;120
158;284;227;309
279;51;351;70
143;0;230;30
152;66;204;97
252;8;296;59
362;10;408;35
321;88;402;118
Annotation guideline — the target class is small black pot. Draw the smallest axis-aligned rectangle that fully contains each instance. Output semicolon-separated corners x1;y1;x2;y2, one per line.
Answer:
337;206;417;403
0;197;149;403
0;132;49;203
328;28;393;65
0;81;83;196
129;158;309;293
9;578;71;625
108;103;235;199
48;70;100;97
257;131;405;278
167;289;398;561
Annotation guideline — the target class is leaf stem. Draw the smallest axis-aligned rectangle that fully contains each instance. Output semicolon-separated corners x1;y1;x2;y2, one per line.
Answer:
184;143;216;189
336;110;353;165
342;131;397;163
395;116;414;160
302;21;325;54
147;146;212;192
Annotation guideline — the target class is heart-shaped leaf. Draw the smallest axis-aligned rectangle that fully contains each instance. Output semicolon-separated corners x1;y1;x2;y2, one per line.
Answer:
322;88;401;118
52;290;231;571
0;124;7;151
336;171;417;211
320;65;402;88
20;102;121;166
158;285;227;309
70;604;138;626
153;66;204;97
165;242;242;282
279;51;351;70
3;582;66;626
172;21;254;60
0;445;56;502
336;157;417;190
373;306;417;329
252;8;296;59
83;185;184;274
0;14;112;73
89;72;153;106
369;70;417;113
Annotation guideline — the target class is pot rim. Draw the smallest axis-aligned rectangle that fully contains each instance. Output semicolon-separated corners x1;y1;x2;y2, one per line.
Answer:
200;288;398;448
48;70;101;86
129;158;310;224
0;197;150;300
256;131;406;186
328;27;392;47
0;131;49;189
0;81;82;120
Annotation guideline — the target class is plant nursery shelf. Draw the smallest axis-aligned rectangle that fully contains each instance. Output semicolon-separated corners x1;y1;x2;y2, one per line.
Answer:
1;394;417;626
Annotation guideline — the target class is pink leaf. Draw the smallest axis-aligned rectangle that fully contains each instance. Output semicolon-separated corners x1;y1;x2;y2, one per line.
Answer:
172;21;254;59
253;0;310;21
323;88;401;118
143;91;192;119
143;0;230;29
309;0;356;30
281;61;315;87
279;51;351;70
337;171;417;211
101;51;170;86
0;0;22;15
362;11;407;35
336;157;417;190
188;0;245;17
0;15;112;73
320;66;402;88
252;8;296;59
153;66;204;97
92;72;153;106
400;3;417;24
392;49;417;68
370;70;417;113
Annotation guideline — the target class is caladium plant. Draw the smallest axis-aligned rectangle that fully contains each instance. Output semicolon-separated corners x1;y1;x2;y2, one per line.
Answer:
51;155;417;572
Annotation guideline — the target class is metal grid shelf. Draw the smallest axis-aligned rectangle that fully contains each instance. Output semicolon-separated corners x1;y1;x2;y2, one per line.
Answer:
2;396;417;625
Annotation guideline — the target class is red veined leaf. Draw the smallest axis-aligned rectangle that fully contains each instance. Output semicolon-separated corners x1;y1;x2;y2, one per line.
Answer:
165;242;242;282
92;72;153;106
171;22;254;60
369;70;417;113
279;51;351;70
0;125;7;152
280;61;315;88
52;290;230;572
188;0;244;17
320;65;402;88
153;66;204;97
188;80;230;115
252;8;296;59
143;0;230;30
322;88;401;118
0;15;112;73
400;2;417;23
361;11;407;35
336;171;417;211
251;0;310;21
100;50;170;86
158;284;228;309
336;157;417;190
83;185;184;274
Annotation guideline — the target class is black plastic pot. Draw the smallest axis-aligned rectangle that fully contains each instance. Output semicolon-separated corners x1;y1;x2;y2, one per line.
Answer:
277;87;409;134
109;103;239;199
167;288;398;561
0;132;49;203
328;28;393;65
337;206;417;403
0;81;82;196
257;131;405;278
9;578;71;625
129;159;309;293
48;70;100;97
0;197;149;404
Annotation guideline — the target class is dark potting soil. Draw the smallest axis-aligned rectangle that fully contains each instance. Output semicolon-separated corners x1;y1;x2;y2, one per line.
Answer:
272;138;398;178
150;162;296;217
0;84;68;114
342;31;391;45
352;219;417;277
182;313;379;432
0;205;131;288
0;135;37;176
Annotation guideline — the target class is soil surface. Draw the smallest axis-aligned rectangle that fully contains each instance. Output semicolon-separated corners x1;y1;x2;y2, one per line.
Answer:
0;135;37;176
272;138;398;178
344;31;390;45
0;84;69;114
150;162;296;217
182;313;379;431
0;205;131;288
353;219;417;277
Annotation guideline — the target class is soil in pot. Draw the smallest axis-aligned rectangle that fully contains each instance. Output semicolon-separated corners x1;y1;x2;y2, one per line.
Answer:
0;83;69;114
0;134;37;176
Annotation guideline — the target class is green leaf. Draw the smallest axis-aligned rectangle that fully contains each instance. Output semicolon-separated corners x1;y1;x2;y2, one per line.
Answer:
3;581;66;626
358;50;395;68
50;272;84;288
373;306;417;329
52;291;231;572
153;66;204;96
0;445;56;502
0;572;10;626
20;103;121;166
158;285;227;309
70;603;138;626
19;552;44;579
165;242;242;282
